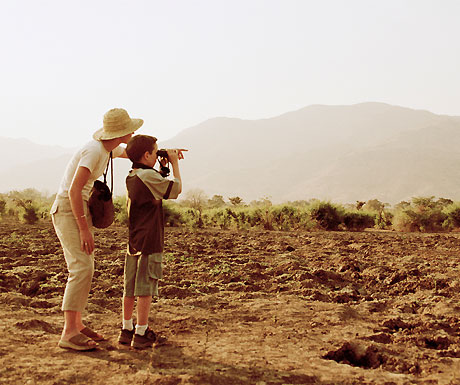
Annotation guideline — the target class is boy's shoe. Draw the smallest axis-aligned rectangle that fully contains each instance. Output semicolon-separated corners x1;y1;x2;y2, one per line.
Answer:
118;327;135;345
132;327;158;349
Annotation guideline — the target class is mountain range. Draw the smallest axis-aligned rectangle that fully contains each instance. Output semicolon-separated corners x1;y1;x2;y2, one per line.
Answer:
2;102;460;204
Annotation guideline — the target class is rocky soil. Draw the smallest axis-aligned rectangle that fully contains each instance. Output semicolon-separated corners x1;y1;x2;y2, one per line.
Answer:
1;220;460;384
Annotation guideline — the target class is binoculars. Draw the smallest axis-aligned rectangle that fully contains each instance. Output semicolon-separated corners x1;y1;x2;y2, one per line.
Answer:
156;149;170;177
157;149;168;158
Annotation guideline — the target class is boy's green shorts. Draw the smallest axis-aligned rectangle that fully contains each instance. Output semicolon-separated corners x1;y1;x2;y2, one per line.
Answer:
123;253;163;297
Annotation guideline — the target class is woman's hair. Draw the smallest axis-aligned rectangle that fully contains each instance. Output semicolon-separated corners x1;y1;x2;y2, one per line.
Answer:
126;135;158;162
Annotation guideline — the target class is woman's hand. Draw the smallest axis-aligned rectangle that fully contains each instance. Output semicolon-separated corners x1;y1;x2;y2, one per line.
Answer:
80;228;95;255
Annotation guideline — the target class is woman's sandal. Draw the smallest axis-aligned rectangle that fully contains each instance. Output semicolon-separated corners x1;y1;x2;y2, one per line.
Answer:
80;327;106;342
58;333;98;351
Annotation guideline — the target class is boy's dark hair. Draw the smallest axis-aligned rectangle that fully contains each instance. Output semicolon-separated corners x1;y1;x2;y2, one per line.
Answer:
126;135;157;162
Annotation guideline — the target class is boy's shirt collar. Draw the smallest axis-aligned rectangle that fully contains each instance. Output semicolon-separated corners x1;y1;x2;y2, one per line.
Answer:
131;162;170;178
131;162;154;170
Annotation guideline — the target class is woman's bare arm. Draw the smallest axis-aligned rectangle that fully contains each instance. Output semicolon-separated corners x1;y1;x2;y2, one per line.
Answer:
69;166;94;255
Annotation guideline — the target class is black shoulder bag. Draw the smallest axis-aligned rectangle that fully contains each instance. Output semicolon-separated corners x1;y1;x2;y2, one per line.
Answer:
88;151;115;228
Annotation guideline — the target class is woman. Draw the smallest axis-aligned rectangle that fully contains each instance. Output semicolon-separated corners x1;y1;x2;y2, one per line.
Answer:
51;108;143;350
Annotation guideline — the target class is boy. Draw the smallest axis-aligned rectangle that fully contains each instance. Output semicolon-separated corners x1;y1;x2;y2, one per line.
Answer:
118;134;184;349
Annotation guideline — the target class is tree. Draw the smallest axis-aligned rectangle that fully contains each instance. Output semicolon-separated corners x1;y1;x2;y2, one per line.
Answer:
363;199;388;229
207;195;226;208
411;196;436;213
394;200;410;211
228;196;244;206
356;201;365;210
250;196;272;207
436;198;454;209
364;199;385;212
182;189;208;212
8;188;48;202
393;196;447;232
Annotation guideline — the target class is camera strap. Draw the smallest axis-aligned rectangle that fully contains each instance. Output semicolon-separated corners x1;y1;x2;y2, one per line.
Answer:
102;151;113;194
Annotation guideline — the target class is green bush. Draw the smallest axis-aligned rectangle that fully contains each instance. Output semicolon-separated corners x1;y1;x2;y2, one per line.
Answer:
343;211;375;231
15;199;39;224
12;187;460;234
113;196;128;225
245;208;263;228
113;196;185;227
260;208;274;230
23;206;39;224
422;211;448;232
376;211;393;229
270;205;295;231
4;190;54;222
7;207;18;218
361;199;392;229
235;210;251;230
392;211;418;232
0;199;6;218
309;201;344;230
206;208;232;229
198;204;313;231
164;202;185;227
182;208;203;228
393;197;448;232
442;202;460;230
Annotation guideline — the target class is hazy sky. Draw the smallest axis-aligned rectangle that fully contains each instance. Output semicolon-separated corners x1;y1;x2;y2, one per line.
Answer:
1;0;459;147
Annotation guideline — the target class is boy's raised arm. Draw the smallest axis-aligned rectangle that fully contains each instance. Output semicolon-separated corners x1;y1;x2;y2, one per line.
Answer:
167;149;185;194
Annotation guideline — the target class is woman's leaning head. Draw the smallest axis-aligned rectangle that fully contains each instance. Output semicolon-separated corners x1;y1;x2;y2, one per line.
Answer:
93;108;143;141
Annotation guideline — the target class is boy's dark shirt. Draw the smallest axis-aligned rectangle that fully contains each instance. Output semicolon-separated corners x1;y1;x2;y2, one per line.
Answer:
126;163;180;255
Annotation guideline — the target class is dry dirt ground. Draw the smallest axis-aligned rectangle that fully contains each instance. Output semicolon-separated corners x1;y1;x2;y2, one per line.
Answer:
1;220;460;385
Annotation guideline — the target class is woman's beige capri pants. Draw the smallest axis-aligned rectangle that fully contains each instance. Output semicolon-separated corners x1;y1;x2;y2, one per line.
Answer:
51;197;94;312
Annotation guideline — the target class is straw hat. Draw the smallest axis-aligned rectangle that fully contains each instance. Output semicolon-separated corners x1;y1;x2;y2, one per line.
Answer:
93;108;143;141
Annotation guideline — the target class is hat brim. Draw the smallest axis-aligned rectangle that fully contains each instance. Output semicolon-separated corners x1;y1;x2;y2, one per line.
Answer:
93;118;143;141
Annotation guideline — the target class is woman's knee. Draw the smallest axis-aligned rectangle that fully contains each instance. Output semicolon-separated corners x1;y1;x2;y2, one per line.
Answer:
68;263;94;283
80;264;94;281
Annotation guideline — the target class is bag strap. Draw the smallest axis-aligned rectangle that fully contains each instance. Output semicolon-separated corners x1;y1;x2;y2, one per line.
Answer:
103;151;113;194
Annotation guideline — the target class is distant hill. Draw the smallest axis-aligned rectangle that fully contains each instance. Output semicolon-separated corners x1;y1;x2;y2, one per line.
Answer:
0;137;75;168
0;138;76;195
2;102;460;203
163;102;460;203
